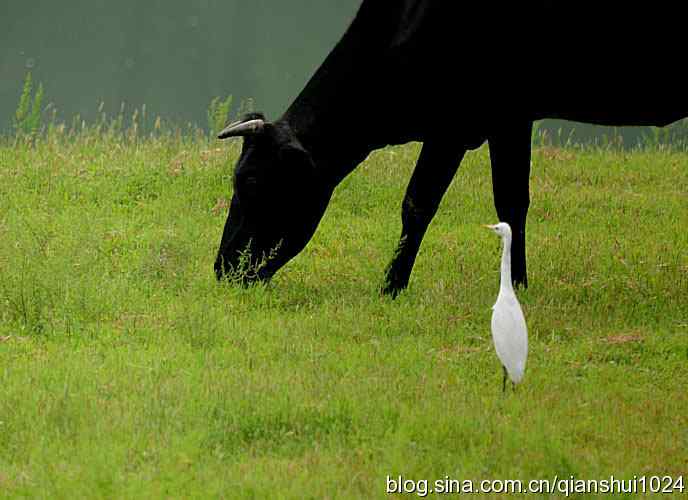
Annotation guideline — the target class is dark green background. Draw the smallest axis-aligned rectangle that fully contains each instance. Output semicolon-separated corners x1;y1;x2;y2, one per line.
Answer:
0;1;679;144
1;1;359;131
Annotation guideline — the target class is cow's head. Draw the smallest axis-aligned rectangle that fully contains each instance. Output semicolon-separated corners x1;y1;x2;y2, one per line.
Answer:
214;113;332;285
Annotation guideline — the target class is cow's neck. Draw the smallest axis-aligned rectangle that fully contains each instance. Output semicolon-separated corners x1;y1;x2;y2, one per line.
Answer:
281;1;393;190
282;107;375;191
280;54;382;190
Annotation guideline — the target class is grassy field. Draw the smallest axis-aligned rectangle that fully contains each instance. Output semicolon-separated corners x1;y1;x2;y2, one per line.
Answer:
0;130;686;498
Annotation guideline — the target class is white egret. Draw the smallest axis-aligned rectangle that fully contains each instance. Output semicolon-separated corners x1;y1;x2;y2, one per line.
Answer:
484;222;528;392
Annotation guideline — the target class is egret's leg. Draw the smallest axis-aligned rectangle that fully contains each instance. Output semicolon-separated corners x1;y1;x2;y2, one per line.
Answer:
488;121;533;288
502;366;508;393
382;142;466;298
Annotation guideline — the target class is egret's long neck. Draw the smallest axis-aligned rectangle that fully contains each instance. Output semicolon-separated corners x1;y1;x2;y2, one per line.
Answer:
500;234;514;294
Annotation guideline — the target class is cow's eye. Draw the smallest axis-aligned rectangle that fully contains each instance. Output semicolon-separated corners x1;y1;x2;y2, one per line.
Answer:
235;172;256;188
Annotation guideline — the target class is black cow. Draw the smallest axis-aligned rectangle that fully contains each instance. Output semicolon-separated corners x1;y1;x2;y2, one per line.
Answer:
215;0;686;295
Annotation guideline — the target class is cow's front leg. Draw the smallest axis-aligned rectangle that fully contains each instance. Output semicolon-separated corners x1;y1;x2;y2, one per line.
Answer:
382;142;466;298
488;121;533;288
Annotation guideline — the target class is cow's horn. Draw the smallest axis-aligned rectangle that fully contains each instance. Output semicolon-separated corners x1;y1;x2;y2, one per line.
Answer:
217;119;265;139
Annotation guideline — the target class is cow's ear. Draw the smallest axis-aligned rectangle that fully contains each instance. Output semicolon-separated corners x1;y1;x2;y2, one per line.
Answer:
279;143;316;173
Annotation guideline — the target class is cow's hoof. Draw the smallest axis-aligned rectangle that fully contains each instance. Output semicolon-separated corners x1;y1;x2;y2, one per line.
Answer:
380;282;405;299
512;276;528;290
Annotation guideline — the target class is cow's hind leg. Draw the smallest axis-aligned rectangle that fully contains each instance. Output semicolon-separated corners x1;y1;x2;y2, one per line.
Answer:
382;142;466;298
488;121;533;288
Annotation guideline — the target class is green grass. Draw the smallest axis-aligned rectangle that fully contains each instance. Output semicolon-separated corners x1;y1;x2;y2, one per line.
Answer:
0;131;686;498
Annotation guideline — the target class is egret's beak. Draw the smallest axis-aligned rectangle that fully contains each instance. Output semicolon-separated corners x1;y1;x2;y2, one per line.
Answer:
482;224;495;230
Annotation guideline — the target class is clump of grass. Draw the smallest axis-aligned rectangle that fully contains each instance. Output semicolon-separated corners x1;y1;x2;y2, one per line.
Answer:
207;95;233;139
6;75;250;147
13;72;44;140
640;119;688;150
218;239;284;285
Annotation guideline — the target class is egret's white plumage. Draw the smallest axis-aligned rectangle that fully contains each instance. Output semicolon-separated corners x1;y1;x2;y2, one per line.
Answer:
485;222;528;391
